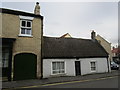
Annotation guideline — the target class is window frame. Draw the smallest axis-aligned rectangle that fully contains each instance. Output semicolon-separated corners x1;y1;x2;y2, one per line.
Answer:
19;19;32;36
51;61;65;75
90;61;97;72
19;15;34;37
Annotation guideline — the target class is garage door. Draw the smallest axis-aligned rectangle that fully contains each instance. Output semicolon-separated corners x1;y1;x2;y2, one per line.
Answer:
13;53;37;80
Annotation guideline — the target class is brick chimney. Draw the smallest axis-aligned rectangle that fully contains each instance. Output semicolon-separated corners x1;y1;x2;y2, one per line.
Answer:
91;30;96;40
34;2;40;15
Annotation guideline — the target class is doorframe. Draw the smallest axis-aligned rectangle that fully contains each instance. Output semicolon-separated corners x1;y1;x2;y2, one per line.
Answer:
75;61;81;76
2;38;15;81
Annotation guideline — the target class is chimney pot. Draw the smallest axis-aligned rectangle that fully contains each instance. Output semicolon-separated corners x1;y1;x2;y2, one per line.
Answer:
34;2;40;15
91;30;96;40
36;2;39;4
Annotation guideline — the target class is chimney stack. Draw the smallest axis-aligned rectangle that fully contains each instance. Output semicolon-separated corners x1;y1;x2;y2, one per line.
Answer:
91;30;96;40
34;2;40;15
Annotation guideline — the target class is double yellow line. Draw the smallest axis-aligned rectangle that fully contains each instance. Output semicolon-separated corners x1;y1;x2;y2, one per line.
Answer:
3;75;119;90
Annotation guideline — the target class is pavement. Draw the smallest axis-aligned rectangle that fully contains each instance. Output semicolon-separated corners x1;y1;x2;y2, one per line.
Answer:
2;70;120;89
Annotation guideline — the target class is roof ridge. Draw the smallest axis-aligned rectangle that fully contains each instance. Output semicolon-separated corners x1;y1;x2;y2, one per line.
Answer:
43;36;91;41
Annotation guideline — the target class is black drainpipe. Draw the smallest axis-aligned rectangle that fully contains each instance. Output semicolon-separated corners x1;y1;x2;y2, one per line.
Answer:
107;57;110;73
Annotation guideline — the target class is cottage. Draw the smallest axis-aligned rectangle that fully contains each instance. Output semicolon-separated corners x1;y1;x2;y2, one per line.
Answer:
1;2;43;81
42;33;111;78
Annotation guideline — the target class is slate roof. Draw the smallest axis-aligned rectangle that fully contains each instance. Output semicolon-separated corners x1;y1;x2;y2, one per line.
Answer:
43;36;108;58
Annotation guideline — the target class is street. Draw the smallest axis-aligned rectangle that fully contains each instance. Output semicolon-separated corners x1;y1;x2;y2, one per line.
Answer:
5;75;119;90
40;75;119;88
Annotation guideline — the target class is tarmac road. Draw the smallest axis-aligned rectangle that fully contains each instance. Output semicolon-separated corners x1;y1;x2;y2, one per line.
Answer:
40;75;119;88
4;75;119;90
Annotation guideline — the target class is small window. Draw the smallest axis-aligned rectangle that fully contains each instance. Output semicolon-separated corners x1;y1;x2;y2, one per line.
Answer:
90;62;96;71
20;20;32;36
52;61;65;74
2;47;9;68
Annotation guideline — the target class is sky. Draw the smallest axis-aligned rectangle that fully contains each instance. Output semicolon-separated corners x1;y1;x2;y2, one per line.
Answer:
1;0;119;47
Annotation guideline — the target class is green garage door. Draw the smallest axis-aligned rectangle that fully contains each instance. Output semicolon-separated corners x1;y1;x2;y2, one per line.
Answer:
13;53;37;81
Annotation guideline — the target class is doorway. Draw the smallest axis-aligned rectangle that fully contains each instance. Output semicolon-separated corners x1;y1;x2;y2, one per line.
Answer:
13;53;37;80
75;61;81;76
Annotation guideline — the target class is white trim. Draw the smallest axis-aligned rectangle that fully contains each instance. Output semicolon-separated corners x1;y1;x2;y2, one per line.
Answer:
51;60;66;75
19;19;33;37
52;59;65;62
90;61;97;72
18;34;33;37
19;15;34;20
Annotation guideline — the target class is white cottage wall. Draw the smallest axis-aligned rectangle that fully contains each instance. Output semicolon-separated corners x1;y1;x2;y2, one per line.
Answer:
43;59;75;78
43;58;109;78
43;59;51;78
65;59;76;76
80;58;109;75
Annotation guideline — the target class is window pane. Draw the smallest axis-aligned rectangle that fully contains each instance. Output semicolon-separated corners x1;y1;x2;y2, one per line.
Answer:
53;71;57;74
91;62;96;71
22;21;26;27
91;62;95;67
60;62;64;69
21;28;26;34
2;48;9;68
27;21;31;27
52;62;56;70
91;67;96;70
57;62;60;70
60;70;64;73
2;60;8;67
26;29;31;34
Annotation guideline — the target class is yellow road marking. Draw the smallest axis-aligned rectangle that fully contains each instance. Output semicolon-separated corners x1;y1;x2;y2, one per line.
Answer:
42;76;118;87
3;75;119;90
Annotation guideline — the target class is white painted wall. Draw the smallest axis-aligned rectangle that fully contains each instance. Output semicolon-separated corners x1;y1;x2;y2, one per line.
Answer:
80;58;109;75
43;58;110;78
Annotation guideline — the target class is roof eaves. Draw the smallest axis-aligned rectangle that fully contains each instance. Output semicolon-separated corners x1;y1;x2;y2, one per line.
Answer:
0;8;43;19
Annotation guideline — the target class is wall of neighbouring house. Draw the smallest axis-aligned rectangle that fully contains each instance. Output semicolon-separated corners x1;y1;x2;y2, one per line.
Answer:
43;58;110;78
2;13;43;79
95;35;112;61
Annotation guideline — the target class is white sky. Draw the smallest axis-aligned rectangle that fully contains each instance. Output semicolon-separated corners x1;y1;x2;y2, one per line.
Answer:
1;0;119;47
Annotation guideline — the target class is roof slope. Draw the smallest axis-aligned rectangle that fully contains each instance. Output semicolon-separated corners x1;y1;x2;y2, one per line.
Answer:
43;37;108;58
0;8;43;19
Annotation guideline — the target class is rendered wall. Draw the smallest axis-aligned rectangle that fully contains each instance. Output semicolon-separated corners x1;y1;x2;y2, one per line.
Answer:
43;58;110;78
1;13;43;79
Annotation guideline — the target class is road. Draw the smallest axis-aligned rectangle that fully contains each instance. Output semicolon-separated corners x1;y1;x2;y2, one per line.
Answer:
5;75;119;90
41;75;119;88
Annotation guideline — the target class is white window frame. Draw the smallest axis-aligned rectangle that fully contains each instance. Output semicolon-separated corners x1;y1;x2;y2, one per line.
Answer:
51;61;65;75
90;61;97;72
19;16;34;37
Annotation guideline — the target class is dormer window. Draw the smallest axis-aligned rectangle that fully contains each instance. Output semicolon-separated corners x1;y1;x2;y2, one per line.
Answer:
19;16;34;37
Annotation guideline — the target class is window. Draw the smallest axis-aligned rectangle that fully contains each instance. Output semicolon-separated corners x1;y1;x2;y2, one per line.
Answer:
20;20;32;36
2;47;9;68
90;62;96;71
52;61;65;74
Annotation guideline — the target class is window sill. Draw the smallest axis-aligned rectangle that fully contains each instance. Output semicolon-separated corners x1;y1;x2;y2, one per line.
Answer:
50;73;67;77
91;70;96;73
18;34;33;38
51;73;66;76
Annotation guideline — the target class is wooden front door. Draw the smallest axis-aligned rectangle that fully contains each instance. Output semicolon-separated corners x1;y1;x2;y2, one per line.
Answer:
75;61;81;76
